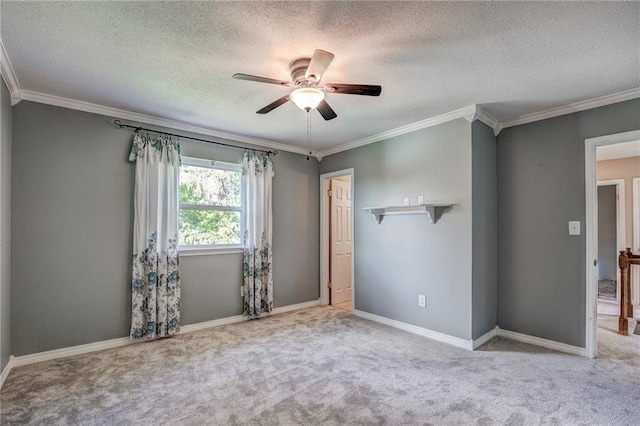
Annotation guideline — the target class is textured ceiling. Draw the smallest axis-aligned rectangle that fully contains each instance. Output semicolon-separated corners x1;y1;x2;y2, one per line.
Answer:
2;1;639;151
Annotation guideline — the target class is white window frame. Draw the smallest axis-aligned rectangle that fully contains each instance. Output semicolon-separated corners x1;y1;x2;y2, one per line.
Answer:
179;156;245;256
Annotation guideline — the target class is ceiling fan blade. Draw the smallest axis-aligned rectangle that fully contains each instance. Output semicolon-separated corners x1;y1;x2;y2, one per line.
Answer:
256;95;290;114
316;100;337;121
233;73;291;86
305;49;335;83
324;83;382;96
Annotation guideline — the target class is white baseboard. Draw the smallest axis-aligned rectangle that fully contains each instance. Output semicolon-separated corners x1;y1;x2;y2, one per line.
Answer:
180;299;321;334
0;355;14;389
353;309;473;350
12;336;136;368
350;311;587;357
271;299;321;315
496;327;587;357
9;299;321;371
180;314;246;334
473;327;498;349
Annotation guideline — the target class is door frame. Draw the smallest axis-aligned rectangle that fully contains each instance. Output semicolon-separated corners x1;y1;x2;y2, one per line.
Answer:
585;129;640;359
633;177;640;305
596;179;626;304
320;168;355;309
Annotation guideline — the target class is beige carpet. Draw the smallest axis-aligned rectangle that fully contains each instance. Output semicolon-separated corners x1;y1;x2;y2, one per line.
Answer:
2;307;640;425
332;301;352;313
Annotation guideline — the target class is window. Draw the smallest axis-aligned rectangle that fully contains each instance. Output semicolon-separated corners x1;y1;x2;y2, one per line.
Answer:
179;156;243;250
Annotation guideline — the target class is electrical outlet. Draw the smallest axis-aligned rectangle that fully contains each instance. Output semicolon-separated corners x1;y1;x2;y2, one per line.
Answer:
403;196;410;206
240;285;244;297
418;294;426;307
418;195;424;204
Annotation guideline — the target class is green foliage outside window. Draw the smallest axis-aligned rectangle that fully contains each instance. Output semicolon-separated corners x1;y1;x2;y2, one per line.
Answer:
179;164;242;246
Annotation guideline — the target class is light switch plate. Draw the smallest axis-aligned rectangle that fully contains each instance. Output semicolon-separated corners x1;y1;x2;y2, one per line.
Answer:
418;294;426;307
568;221;581;235
403;196;410;206
418;195;424;204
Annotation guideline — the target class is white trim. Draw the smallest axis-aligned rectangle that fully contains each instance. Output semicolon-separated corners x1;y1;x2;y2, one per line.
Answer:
179;314;246;334
270;299;321;315
353;309;473;350
317;104;503;158
319;169;355;310
9;83;639;163
19;90;318;158
476;109;502;137
179;247;243;256
473;327;498;349
585;130;640;359
502;88;640;130
180;204;242;212
7;299;320;370
0;356;14;389
12;336;134;368
586;137;598;359
634;177;640;305
461;104;481;123
496;327;587;357
597;179;626;303
319;105;480;158
461;104;502;136
182;156;242;172
316;88;640;160
170;301;324;334
0;39;22;105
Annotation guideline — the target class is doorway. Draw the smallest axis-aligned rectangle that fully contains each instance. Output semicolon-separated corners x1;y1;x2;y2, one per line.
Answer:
320;169;355;313
596;179;625;308
585;130;640;359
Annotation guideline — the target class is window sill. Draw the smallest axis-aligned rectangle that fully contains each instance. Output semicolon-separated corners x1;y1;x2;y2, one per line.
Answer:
179;246;244;256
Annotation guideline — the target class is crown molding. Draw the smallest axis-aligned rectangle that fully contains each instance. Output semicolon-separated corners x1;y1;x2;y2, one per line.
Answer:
319;104;502;158
500;87;640;130
318;87;640;158
475;108;502;136
19;90;318;157
461;104;502;136
318;105;473;158
0;39;23;105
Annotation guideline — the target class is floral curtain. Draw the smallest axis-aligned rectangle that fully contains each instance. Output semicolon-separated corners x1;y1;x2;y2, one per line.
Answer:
129;132;181;339
243;152;274;318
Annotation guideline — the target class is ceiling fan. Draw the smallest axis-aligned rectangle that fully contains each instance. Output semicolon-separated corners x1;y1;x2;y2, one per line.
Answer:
233;49;382;121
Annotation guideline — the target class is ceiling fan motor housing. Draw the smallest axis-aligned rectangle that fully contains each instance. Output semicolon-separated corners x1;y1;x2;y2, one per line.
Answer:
289;57;313;85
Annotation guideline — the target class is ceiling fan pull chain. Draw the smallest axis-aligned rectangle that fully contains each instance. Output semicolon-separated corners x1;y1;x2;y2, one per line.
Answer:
306;111;311;161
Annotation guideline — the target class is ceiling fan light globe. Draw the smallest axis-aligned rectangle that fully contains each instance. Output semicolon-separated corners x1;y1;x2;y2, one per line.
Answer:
290;87;325;111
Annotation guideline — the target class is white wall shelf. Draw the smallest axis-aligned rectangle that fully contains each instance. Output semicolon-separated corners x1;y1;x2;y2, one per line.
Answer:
363;204;454;224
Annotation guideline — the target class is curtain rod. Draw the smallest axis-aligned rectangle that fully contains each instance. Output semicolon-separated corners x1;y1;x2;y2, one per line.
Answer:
113;120;278;156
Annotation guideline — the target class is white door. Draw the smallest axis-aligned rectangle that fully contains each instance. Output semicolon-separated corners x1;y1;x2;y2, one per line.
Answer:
330;179;352;305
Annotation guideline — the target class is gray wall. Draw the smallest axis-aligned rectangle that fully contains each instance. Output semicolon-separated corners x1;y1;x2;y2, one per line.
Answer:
497;99;640;347
471;121;498;339
1;81;11;371
11;101;319;356
597;185;617;281
319;119;474;340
